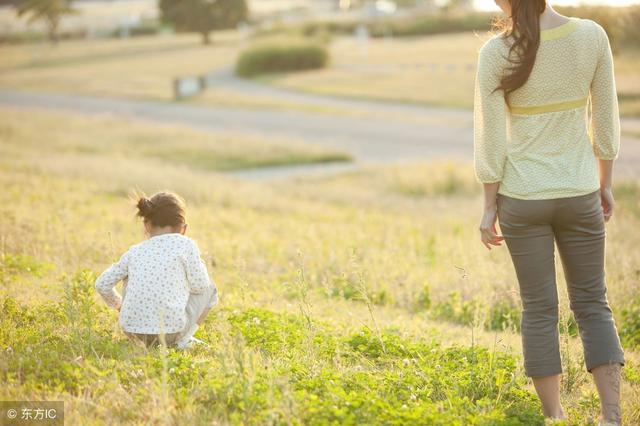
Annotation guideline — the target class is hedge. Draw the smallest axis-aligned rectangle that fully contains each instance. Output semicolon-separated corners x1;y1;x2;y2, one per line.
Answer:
235;39;329;77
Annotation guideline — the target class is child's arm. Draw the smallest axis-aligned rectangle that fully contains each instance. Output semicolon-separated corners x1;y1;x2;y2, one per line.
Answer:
184;241;217;302
94;251;130;310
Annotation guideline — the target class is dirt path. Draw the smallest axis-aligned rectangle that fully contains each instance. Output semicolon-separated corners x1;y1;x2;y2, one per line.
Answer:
1;87;638;180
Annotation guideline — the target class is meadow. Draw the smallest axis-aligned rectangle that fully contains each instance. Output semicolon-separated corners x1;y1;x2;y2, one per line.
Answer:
1;104;640;424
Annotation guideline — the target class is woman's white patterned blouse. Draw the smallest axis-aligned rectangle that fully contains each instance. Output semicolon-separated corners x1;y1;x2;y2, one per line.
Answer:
473;17;620;200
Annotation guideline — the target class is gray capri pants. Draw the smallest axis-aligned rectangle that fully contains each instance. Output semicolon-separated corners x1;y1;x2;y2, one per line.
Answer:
497;189;625;378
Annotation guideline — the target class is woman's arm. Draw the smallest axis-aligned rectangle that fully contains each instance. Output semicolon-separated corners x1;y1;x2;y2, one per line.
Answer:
599;159;614;189
483;182;500;210
590;24;620;162
590;25;620;223
598;159;615;222
473;42;508;185
473;41;508;249
479;182;504;250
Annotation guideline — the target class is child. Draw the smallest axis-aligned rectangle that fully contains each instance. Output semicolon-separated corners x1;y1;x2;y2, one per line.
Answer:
95;191;218;349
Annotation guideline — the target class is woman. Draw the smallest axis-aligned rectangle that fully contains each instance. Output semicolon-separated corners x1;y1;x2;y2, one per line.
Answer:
473;0;625;423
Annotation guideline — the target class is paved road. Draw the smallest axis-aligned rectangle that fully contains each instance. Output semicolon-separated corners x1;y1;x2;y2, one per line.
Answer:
1;87;638;180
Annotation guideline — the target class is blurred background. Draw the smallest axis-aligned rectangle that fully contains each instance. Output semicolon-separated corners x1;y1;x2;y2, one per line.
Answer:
0;0;638;178
1;0;639;335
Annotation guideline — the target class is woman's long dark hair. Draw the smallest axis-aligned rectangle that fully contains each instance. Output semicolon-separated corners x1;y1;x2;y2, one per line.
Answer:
494;0;547;101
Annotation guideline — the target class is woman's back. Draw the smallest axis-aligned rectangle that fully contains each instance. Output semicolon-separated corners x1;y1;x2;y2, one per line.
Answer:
474;17;620;200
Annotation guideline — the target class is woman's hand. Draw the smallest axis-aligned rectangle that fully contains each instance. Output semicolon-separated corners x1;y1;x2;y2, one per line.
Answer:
479;205;504;250
600;186;615;222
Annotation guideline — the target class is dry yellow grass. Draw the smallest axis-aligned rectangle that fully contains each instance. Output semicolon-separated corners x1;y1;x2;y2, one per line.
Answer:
0;106;349;175
270;32;484;108
271;32;640;114
0;32;240;100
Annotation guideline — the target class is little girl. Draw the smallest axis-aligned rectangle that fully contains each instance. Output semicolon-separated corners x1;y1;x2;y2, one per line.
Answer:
95;191;218;349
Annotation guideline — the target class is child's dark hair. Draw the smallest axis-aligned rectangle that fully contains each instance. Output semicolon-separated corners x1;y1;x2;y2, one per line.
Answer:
136;191;186;228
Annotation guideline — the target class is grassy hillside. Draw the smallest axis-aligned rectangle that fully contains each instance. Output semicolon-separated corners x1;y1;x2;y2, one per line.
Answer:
1;106;639;424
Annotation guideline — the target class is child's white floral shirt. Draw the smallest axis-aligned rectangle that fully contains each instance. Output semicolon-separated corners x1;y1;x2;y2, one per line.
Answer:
95;233;217;334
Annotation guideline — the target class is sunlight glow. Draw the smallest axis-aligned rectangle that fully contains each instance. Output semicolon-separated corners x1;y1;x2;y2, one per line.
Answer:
475;0;640;11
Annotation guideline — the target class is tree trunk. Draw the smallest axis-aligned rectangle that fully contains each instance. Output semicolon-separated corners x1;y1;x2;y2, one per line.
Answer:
47;16;60;44
201;31;211;45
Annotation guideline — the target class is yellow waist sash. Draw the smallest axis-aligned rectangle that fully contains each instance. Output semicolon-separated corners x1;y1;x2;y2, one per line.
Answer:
510;96;589;115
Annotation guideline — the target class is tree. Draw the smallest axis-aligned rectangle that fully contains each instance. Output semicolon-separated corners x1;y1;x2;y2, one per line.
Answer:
160;0;248;45
444;0;473;11
15;0;75;43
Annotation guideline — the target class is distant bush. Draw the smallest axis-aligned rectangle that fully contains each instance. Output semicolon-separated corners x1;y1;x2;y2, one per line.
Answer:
618;7;640;47
0;22;163;45
0;28;87;45
557;5;640;51
369;11;493;38
253;12;493;41
109;21;165;38
255;6;640;46
299;20;360;37
235;39;329;77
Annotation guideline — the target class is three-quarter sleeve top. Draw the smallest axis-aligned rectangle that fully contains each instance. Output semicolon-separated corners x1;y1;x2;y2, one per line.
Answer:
94;233;218;334
473;17;620;199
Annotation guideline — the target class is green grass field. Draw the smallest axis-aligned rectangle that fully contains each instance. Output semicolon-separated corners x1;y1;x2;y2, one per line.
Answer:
1;106;639;424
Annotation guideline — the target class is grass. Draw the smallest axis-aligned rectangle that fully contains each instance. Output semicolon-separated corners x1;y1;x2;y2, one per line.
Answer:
1;29;638;116
623;130;640;140
0;105;639;424
0;107;350;172
269;32;640;115
250;32;483;109
0;32;240;100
